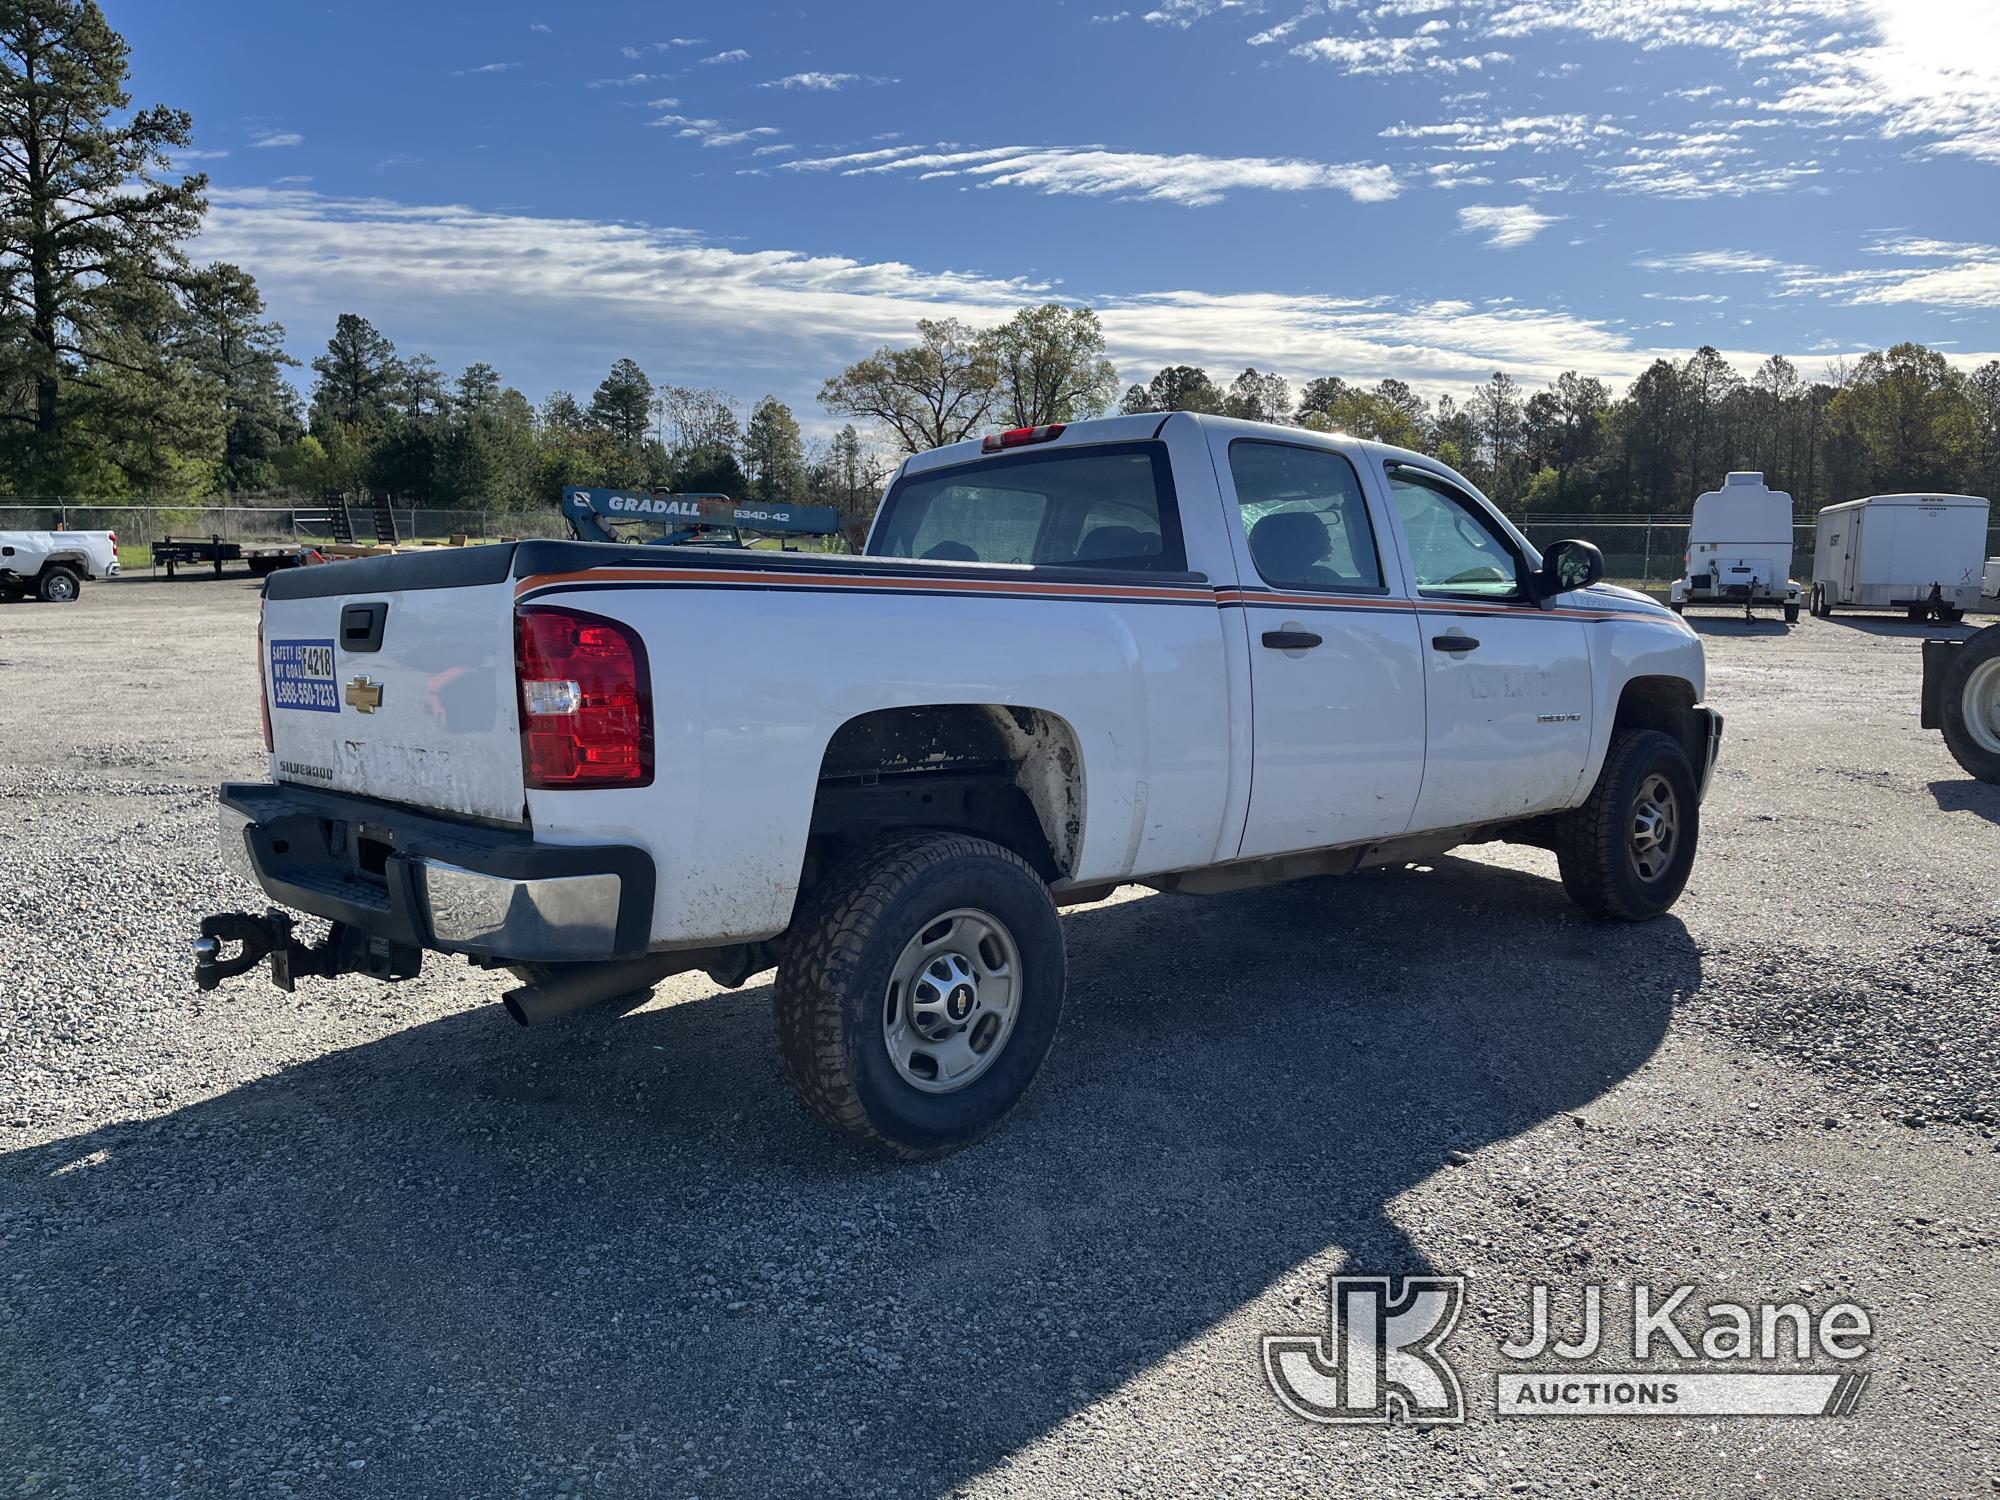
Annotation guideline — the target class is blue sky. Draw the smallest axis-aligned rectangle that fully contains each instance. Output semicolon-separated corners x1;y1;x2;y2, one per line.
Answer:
122;0;2000;431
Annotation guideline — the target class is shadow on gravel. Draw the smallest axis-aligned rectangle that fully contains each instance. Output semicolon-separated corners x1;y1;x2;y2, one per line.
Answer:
0;856;1693;1497
1929;777;2000;822
1818;615;1978;639
1683;616;1794;636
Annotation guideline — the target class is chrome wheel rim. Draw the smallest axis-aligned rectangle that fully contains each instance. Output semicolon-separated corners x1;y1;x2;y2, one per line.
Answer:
1630;773;1680;882
882;907;1022;1094
1964;659;2000;757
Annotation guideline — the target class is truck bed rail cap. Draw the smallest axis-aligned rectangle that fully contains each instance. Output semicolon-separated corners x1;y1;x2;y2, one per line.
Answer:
262;543;519;599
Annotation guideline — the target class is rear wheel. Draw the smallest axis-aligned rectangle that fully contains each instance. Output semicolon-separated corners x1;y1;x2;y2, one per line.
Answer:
773;832;1065;1158
36;566;80;603
1555;729;1700;921
1939;629;2000;784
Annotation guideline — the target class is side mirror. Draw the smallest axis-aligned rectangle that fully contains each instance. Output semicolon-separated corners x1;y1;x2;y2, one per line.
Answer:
1537;539;1604;604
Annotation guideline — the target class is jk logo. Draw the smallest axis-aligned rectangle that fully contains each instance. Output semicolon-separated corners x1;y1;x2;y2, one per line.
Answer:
1263;1274;1467;1425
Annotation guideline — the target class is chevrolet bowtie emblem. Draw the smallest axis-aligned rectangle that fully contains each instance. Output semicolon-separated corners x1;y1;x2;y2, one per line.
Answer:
344;677;383;714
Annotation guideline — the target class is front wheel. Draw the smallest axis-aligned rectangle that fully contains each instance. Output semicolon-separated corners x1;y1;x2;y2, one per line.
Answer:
1554;729;1700;921
1940;629;2000;784
1784;601;1800;624
773;832;1065;1158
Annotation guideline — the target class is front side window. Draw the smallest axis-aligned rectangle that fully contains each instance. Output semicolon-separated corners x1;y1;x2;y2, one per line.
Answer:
1386;467;1527;601
1229;441;1383;592
869;443;1184;571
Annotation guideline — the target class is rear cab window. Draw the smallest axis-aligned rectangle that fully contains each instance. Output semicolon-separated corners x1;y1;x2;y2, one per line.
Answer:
1228;440;1385;593
869;442;1187;572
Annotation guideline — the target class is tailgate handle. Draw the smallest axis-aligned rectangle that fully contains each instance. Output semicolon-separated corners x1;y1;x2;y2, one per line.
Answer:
339;601;388;653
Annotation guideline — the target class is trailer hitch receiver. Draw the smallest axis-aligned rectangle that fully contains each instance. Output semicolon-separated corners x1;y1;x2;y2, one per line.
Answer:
194;908;421;993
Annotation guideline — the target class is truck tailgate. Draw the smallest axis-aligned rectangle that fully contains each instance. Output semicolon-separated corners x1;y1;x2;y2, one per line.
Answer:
260;549;525;823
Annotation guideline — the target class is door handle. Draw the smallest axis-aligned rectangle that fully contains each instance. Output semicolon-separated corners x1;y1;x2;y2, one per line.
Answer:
1431;633;1480;653
1261;630;1323;650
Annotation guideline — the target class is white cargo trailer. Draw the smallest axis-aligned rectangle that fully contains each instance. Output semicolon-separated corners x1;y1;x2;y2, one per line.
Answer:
1808;493;1990;622
1982;557;2000;604
1669;472;1803;621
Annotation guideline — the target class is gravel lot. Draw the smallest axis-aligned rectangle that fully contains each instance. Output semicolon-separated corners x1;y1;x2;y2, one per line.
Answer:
3;577;1997;1499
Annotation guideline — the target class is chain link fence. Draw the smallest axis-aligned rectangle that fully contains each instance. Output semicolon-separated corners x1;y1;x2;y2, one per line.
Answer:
5;502;1995;592
0;501;570;573
1518;516;2000;593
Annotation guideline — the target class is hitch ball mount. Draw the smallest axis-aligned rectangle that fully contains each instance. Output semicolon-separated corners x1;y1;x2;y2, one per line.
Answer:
193;909;421;992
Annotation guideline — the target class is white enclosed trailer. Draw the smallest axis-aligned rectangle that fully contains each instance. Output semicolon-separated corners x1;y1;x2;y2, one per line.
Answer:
1809;493;1989;622
1669;472;1803;621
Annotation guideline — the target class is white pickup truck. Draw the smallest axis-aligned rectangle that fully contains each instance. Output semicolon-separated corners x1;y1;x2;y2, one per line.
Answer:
0;529;118;601
197;414;1721;1156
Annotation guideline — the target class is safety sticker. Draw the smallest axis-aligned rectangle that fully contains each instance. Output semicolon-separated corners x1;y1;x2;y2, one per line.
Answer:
269;638;339;712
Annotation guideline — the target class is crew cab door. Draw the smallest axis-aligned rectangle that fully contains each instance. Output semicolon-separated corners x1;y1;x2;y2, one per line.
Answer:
1379;463;1592;830
1218;435;1428;858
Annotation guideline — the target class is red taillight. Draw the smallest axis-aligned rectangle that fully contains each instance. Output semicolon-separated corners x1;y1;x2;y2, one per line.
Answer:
515;606;652;789
108;530;117;547
257;601;272;752
981;423;1065;453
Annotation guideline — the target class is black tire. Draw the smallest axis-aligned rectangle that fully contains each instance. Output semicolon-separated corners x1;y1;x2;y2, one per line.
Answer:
36;565;81;603
1939;607;1964;625
1784;601;1800;624
773;831;1065;1159
1809;583;1826;617
1939;628;2000;784
1554;729;1700;921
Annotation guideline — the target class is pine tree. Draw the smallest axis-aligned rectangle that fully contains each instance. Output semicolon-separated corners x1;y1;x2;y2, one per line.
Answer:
0;0;209;489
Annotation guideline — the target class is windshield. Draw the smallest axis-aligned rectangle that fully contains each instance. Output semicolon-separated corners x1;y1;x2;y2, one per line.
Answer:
868;442;1185;571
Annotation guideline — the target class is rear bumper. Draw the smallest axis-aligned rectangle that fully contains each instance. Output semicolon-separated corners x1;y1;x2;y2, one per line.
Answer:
216;782;655;962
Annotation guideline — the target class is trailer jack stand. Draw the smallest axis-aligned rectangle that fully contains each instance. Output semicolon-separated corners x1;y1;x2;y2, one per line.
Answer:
193;909;421;992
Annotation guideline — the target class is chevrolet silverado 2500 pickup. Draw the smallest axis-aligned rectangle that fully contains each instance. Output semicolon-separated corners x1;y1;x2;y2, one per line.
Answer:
196;413;1722;1156
0;528;117;601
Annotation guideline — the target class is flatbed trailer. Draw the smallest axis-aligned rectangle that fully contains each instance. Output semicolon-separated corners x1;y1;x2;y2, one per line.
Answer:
153;535;307;579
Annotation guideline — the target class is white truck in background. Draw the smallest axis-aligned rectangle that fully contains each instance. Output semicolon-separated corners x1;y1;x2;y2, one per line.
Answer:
0;529;118;602
194;413;1722;1158
1669;472;1804;623
1809;493;1990;622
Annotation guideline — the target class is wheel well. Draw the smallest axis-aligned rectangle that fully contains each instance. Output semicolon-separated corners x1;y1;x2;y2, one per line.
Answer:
804;705;1083;887
1614;676;1702;769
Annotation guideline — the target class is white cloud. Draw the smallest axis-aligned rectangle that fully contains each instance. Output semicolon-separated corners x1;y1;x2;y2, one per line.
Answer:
529;22;551;33
249;129;302;149
1848;260;2000;309
587;73;670;89
192;186;1681;406
1291;33;1442;73
196;186;2000;432
751;143;798;157
648;113;782;149
700;49;751;65
1143;0;1250;27
1635;249;1800;275
454;62;519;76
760;72;897;91
783;143;1399;207
624;38;704;56
1456;202;1562;247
